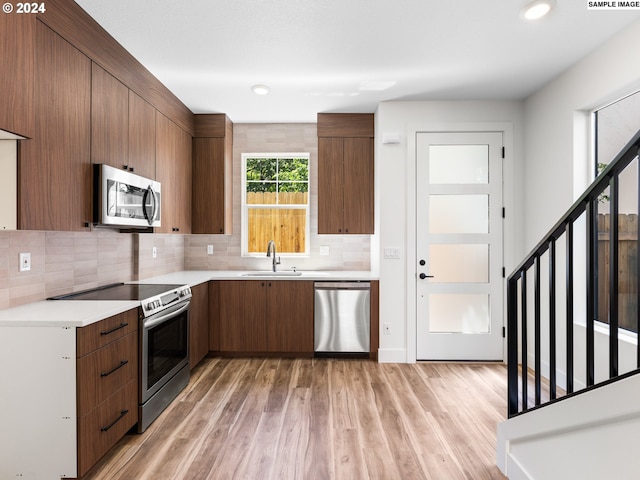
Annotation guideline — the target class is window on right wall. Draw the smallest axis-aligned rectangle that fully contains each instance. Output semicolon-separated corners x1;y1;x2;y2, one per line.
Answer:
593;90;640;333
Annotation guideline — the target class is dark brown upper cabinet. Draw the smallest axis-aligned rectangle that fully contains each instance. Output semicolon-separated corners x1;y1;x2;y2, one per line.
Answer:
192;114;233;234
0;13;34;138
19;21;91;231
317;113;374;234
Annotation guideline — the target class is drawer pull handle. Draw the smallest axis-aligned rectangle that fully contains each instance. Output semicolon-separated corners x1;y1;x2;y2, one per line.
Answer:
101;409;129;432
100;360;129;378
100;322;129;336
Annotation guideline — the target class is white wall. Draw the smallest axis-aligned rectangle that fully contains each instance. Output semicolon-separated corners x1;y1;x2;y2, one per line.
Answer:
375;101;524;362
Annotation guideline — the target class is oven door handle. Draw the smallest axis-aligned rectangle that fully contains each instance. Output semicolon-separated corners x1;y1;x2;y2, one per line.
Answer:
144;301;190;329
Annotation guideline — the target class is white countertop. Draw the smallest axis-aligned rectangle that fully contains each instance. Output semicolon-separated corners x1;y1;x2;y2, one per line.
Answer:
0;270;377;328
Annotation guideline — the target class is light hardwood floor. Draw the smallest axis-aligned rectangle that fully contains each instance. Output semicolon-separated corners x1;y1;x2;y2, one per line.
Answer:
83;358;508;480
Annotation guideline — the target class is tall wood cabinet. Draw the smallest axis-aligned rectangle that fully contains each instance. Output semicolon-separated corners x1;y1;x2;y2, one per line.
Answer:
0;12;34;137
192;114;233;234
128;90;156;180
317;113;374;234
155;111;192;233
19;21;92;231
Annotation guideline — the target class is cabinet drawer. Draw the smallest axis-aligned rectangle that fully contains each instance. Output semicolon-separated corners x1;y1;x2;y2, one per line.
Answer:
77;331;138;417
77;379;138;477
77;309;138;357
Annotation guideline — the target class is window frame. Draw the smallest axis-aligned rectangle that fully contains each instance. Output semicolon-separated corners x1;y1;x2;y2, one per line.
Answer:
241;152;311;257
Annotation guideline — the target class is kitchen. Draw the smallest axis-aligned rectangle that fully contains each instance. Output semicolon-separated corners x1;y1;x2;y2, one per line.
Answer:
1;0;640;478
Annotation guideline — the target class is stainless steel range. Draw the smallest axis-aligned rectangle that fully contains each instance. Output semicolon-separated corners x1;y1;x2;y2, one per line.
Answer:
50;282;192;432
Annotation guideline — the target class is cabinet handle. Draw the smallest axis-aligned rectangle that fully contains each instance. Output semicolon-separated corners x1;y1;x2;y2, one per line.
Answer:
100;322;129;336
100;360;129;378
101;409;129;432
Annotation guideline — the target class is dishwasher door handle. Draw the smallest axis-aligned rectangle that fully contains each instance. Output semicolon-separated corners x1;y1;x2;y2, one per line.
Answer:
314;282;370;290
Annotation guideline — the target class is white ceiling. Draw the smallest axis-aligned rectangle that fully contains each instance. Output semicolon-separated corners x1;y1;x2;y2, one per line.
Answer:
74;0;640;124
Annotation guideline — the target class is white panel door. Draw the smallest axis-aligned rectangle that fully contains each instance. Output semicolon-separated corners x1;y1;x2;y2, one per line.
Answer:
416;132;504;360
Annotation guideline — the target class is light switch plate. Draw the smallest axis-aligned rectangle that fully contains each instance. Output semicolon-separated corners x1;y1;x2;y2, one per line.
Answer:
207;245;214;255
19;252;31;272
384;247;401;259
152;247;157;259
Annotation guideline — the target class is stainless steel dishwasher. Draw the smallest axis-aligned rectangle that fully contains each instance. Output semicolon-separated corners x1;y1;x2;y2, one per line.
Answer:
314;282;370;354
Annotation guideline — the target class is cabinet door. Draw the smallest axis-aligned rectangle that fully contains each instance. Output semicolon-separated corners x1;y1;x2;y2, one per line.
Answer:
343;137;374;234
219;281;268;352
267;281;314;353
0;13;34;137
156;111;191;233
19;21;91;231
91;63;128;170
317;137;344;234
128;90;156;179
192;137;227;234
176;126;192;233
189;282;209;368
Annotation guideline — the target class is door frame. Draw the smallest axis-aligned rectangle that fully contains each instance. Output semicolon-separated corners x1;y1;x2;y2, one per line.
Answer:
405;122;515;363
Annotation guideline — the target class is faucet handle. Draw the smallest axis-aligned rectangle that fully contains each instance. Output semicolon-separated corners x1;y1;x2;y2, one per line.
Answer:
276;256;281;265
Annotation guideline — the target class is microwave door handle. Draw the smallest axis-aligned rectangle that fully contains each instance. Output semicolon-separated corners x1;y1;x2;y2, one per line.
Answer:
142;186;157;225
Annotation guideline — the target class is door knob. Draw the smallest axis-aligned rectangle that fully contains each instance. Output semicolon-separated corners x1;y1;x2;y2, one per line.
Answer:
419;273;434;279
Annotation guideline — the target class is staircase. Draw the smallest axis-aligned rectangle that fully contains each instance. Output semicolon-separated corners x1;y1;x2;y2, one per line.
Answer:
497;130;640;478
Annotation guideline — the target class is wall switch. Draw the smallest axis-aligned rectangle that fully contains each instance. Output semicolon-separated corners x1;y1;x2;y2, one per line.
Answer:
320;245;330;256
384;247;401;259
152;247;157;259
19;252;31;272
207;245;214;255
383;322;391;335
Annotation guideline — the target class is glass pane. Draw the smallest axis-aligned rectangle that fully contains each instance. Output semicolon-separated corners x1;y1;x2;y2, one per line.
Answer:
429;294;490;333
278;158;309;182
246;158;276;181
247;207;306;254
429;145;489;184
429;195;488;233
429;244;488;282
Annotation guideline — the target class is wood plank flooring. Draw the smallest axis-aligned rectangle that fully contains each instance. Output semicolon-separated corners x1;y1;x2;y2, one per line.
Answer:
82;358;508;480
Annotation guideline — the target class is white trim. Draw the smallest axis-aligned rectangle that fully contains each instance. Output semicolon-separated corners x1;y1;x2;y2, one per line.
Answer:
378;348;407;363
405;122;514;364
240;152;311;257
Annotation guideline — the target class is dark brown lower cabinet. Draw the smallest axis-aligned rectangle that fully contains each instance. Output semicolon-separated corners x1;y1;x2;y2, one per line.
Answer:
212;280;314;355
189;282;210;368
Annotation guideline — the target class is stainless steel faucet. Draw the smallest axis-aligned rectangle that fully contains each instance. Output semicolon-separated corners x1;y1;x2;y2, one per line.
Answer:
266;240;280;272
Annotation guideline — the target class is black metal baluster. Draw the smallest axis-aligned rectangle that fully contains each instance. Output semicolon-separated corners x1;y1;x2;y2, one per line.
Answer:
534;255;542;406
521;270;528;412
507;274;519;417
610;174;619;378
586;199;597;387
549;239;557;400
566;222;574;394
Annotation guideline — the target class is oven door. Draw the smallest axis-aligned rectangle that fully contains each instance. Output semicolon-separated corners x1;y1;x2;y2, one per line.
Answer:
141;300;189;403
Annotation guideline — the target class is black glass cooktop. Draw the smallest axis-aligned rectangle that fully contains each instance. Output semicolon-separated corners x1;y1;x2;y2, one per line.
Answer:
49;283;184;301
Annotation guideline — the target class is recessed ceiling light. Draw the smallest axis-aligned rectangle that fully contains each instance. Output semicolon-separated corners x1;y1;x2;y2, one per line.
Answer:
521;0;555;20
251;85;270;95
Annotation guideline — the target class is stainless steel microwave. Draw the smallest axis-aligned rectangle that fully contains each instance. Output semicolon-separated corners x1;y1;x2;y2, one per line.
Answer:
94;164;161;228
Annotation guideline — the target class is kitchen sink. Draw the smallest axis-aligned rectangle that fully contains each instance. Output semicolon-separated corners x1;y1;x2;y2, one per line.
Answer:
240;271;332;277
241;271;303;277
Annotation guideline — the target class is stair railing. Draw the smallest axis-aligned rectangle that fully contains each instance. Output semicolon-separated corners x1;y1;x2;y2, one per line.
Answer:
507;130;640;417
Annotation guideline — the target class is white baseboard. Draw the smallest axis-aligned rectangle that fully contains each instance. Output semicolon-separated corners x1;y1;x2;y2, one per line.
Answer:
377;348;407;363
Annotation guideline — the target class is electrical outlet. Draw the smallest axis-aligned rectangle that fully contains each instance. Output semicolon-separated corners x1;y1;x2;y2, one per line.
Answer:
383;322;391;335
207;245;214;255
152;246;157;259
19;252;31;272
320;245;330;256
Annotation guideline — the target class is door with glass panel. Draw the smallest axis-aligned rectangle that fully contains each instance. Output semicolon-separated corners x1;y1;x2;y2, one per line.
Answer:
416;132;503;360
